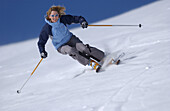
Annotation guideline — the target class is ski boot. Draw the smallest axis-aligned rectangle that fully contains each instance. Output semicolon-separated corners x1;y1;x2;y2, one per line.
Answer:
89;59;101;73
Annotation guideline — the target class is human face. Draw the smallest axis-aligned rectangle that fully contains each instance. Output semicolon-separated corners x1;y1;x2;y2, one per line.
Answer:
49;11;59;23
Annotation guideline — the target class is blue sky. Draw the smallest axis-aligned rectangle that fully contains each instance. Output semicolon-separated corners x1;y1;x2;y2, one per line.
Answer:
0;0;157;45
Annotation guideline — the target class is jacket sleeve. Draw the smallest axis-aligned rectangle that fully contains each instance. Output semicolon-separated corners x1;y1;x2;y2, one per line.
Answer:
37;24;51;53
60;15;87;25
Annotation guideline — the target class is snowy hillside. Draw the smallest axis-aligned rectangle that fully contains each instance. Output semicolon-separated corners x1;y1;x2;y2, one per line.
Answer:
1;0;170;111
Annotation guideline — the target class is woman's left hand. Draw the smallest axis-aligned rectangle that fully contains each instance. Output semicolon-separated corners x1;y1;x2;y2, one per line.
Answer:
81;21;88;29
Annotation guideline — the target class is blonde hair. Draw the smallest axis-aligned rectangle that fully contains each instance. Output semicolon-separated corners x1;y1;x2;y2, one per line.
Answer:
46;5;66;21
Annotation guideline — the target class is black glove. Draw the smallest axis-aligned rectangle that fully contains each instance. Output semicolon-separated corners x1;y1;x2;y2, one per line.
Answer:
41;51;48;58
81;21;88;29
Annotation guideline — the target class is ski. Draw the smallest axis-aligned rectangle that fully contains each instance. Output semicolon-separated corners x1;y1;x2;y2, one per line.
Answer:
108;52;125;65
96;52;125;72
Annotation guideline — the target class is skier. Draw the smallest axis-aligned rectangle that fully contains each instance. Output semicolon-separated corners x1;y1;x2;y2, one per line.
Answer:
37;5;105;72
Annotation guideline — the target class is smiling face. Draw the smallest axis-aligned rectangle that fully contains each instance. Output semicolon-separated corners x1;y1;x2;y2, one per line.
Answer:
49;11;59;23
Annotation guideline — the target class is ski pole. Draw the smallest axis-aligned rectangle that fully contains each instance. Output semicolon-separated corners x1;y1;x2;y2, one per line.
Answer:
88;24;142;28
17;58;43;94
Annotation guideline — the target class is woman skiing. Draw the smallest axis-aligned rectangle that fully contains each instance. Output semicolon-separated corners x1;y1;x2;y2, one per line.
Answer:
37;5;105;72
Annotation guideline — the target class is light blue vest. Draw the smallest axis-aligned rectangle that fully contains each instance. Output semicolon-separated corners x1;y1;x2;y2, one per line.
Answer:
45;18;73;49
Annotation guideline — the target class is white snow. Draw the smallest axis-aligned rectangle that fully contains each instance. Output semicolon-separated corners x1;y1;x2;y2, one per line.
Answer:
1;0;170;111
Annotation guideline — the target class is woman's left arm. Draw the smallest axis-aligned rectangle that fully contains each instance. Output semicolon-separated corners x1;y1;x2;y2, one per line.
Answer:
60;15;87;25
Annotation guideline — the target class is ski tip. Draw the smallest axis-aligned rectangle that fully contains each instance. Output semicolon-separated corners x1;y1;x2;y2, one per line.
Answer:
115;59;120;65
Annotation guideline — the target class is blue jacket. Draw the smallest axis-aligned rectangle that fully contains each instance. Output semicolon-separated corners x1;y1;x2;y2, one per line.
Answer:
45;18;73;50
37;15;87;53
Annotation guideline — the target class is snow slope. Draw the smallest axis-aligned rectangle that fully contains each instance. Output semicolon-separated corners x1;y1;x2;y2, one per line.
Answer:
1;0;170;111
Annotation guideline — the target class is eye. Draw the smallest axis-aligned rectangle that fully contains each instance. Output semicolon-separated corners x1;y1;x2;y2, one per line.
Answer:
50;14;58;17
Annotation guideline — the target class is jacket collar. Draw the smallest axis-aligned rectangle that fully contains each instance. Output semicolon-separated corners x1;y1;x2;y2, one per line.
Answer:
45;18;60;27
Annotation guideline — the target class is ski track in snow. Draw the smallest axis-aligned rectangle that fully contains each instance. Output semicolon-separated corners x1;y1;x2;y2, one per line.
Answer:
97;68;150;111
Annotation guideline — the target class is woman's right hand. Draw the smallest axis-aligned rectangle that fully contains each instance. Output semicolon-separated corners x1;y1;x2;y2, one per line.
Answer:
41;51;48;58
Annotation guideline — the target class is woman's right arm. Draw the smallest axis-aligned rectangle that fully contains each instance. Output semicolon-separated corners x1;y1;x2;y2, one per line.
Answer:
37;24;51;54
